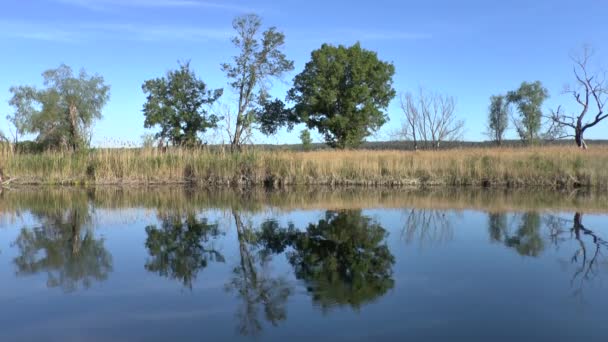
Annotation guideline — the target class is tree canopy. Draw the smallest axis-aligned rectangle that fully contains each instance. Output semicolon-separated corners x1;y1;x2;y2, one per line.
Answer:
8;64;110;150
507;81;548;144
287;43;396;148
142;61;223;147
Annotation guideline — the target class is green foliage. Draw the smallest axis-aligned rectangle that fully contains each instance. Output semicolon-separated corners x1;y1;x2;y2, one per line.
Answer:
489;212;543;257
8;64;110;151
13;205;112;292
145;210;224;289
286;210;395;310
487;95;509;145
288;43;396;148
507;81;548;144
299;129;312;150
222;14;294;150
142;62;222;147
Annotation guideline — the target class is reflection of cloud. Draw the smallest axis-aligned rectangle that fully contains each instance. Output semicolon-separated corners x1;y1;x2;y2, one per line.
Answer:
54;0;254;12
0;20;231;43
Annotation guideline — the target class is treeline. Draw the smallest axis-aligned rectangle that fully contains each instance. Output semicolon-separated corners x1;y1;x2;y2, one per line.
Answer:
2;15;607;153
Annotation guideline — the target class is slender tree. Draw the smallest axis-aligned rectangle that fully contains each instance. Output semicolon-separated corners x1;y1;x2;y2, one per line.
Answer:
221;14;294;151
142;61;223;147
486;95;509;146
548;47;608;149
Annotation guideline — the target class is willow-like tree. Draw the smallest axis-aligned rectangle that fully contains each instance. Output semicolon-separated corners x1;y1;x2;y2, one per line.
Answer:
486;95;509;146
548;47;608;149
142;62;223;147
507;81;548;144
288;43;396;148
222;14;294;151
8;64;110;150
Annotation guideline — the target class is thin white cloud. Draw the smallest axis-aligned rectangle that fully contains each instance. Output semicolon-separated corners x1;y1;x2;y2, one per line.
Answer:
0;20;231;43
54;0;254;12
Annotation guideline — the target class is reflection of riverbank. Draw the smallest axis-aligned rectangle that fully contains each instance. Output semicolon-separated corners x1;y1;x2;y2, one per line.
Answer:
2;186;608;215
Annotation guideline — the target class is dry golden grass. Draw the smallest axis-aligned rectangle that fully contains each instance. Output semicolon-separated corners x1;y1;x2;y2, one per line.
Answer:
0;145;607;188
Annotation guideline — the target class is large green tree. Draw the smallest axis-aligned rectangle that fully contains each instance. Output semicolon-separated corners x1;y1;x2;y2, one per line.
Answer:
8;64;110;150
487;95;509;146
222;14;294;151
507;81;548;144
142;62;222;147
288;43;396;148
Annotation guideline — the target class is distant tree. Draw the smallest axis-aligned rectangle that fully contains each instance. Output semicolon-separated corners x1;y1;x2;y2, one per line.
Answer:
486;95;509;146
140;133;156;148
507;81;548;144
286;43;395;149
401;88;464;149
548;46;608;149
8;64;110;151
221;14;294;151
142;62;222;147
299;129;312;150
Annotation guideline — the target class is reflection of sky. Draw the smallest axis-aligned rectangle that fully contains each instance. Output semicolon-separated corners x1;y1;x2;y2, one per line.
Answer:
0;207;607;340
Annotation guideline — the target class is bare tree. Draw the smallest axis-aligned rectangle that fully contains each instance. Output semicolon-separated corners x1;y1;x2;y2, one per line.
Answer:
397;92;421;150
418;89;464;149
548;46;608;149
397;88;464;149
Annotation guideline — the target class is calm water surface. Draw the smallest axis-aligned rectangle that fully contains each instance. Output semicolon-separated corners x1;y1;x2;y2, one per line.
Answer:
1;188;607;341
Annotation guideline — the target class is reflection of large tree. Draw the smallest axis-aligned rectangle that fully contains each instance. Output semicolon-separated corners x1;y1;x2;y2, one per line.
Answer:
488;212;543;257
225;211;292;337
287;210;395;311
13;205;112;292
145;211;224;289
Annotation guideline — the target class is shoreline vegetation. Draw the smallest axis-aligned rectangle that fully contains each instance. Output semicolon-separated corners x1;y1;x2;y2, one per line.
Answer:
1;146;607;189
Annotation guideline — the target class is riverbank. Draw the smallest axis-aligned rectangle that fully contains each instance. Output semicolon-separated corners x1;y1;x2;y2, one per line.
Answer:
1;146;607;188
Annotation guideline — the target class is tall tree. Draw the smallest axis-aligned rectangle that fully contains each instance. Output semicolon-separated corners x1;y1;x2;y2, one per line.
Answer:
548;47;608;149
287;43;396;149
507;81;548;144
221;14;294;151
142;62;222;147
8;64;110;150
486;95;509;146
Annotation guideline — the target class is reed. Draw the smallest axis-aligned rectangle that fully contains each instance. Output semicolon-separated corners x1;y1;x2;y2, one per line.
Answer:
0;146;607;188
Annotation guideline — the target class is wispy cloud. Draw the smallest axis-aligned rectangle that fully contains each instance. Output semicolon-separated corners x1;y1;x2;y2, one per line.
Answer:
0;20;231;43
54;0;254;12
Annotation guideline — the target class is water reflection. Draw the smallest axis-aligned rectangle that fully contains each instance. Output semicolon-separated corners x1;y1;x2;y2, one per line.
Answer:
286;210;395;310
547;212;608;299
13;204;112;292
226;210;292;337
489;212;543;257
144;210;225;289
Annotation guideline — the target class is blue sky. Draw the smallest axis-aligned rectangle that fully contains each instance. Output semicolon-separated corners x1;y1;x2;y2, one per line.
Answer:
1;0;607;146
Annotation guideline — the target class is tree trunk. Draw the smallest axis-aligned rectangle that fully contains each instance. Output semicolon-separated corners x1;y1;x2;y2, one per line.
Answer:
575;126;588;150
68;103;79;151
